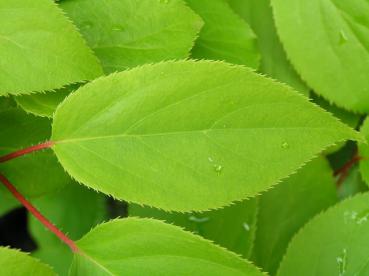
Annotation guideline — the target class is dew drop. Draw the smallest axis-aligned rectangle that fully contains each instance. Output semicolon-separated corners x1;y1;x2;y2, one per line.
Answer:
242;222;250;232
281;141;289;149
339;30;348;45
214;164;223;175
188;215;210;223
112;25;125;32
336;248;347;276
208;157;214;163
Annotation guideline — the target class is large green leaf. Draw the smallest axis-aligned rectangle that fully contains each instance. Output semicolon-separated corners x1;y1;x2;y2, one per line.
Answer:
252;157;337;275
227;0;308;96
130;198;258;258
70;218;264;275
278;193;369;276
271;0;369;112
0;108;69;197
15;84;79;118
30;181;107;275
0;247;55;276
60;0;203;73
358;117;369;186
51;60;362;211
187;0;259;68
0;0;102;95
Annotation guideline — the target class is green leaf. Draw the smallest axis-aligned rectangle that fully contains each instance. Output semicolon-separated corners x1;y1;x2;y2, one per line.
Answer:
271;0;369;112
70;218;264;275
30;181;107;275
0;108;69;197
16;84;80;118
187;0;259;68
0;247;55;276
358;117;369;186
0;0;102;95
252;157;337;275
278;193;369;276
0;97;16;111
337;166;368;200
130;198;258;258
51;60;361;211
227;0;308;96
60;0;203;73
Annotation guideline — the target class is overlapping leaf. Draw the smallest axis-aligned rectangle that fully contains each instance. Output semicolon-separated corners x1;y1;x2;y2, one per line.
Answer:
0;247;55;276
51;60;362;211
70;218;264;275
278;193;369;276
358;117;369;186
0;0;102;95
272;0;369;112
130;198;258;258
187;0;259;68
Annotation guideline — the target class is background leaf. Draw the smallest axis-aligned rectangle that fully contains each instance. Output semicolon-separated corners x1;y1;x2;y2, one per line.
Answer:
252;156;337;275
0;0;102;95
29;181;107;275
0;108;69;197
187;0;260;68
358;117;369;186
227;0;308;96
271;0;369;112
70;218;264;275
130;198;258;258
0;247;55;276
60;0;203;73
51;60;361;211
278;193;369;276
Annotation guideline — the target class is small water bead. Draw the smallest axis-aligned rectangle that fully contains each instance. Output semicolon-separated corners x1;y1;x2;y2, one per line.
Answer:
336;248;347;276
344;210;369;225
339;30;348;45
112;25;125;32
242;222;250;232
214;164;223;175
188;215;210;223
281;141;289;149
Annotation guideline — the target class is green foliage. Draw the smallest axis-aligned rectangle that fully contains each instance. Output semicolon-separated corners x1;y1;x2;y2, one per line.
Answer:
0;108;69;197
60;0;203;73
252;157;337;274
278;193;369;276
51;60;360;211
0;1;368;274
130;198;258;258
0;0;102;95
0;247;55;276
271;0;369;112
187;0;259;68
70;218;264;275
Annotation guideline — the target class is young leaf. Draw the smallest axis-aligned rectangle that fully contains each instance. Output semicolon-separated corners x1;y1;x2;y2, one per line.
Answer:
227;0;308;96
358;117;369;186
0;108;69;197
130;198;258;258
51;60;362;211
60;0;203;73
30;181;107;275
0;247;55;276
16;84;80;118
252;157;337;275
271;0;369;112
70;218;264;275
0;0;102;95
278;193;369;276
186;0;259;68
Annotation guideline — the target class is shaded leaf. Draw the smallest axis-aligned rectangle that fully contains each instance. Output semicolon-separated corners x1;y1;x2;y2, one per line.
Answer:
70;218;264;275
358;117;369;186
0;0;102;95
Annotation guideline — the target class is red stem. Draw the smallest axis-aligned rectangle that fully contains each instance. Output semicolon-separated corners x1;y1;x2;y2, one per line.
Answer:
334;153;362;187
0;141;54;163
0;173;79;253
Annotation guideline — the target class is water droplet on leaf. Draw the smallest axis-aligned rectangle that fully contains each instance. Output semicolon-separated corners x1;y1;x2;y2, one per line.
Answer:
188;215;210;223
214;164;223;175
336;248;347;276
339;30;348;45
281;142;289;149
242;222;250;231
113;25;125;31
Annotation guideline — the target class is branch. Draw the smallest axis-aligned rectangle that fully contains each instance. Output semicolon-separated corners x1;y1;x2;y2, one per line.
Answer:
0;141;54;163
334;153;362;187
0;173;79;253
